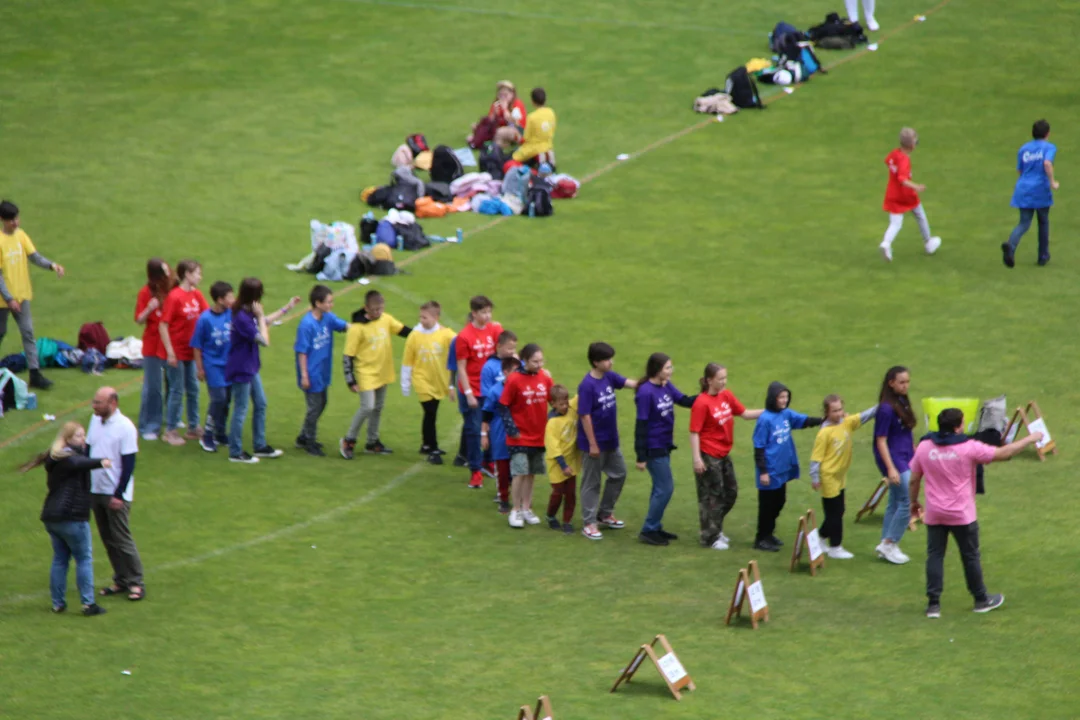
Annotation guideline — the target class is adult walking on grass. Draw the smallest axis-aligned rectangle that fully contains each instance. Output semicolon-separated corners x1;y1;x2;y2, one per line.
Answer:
1002;119;1059;268
24;421;110;616
88;386;145;602
910;407;1043;618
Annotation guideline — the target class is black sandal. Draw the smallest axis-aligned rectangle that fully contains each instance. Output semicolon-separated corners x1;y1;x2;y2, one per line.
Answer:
100;585;127;597
127;586;146;602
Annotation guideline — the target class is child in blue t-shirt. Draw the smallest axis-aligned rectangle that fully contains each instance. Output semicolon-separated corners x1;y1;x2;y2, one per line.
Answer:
751;381;822;551
1003;119;1059;268
294;285;349;456
191;281;234;453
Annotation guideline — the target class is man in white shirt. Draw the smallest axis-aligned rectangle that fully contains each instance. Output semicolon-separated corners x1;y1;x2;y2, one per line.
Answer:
88;386;145;601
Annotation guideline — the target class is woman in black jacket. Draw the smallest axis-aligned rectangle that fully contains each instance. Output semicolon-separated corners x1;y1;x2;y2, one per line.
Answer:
24;422;111;616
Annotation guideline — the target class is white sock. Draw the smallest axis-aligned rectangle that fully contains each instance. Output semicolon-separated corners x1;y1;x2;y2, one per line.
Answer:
912;205;932;242
882;213;904;246
862;0;876;19
845;0;860;21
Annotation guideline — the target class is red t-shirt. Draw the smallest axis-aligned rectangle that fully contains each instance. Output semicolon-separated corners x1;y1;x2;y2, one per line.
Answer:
455;321;503;396
689;389;747;458
883;148;920;213
161;286;208;361
488;98;528;130
499;369;553;447
135;285;167;360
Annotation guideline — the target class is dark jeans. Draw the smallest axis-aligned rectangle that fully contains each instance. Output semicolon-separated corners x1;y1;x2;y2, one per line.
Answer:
641;454;674;533
756;484;787;542
820;490;845;547
926;522;988;604
299;390;328;444
206;384;231;442
420;398;440;448
91;495;144;589
1007;207;1050;261
457;392;484;471
695;453;738;546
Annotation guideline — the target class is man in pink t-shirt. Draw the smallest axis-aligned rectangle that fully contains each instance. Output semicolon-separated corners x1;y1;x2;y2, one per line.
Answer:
910;408;1043;619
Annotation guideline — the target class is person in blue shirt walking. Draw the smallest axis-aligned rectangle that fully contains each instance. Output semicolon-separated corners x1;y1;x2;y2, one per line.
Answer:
191;282;234;453
294;285;349;456
1003;119;1059;268
752;381;823;551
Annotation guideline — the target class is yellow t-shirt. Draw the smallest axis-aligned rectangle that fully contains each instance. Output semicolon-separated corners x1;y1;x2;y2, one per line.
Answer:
343;313;405;391
0;229;37;302
810;413;864;498
402;325;456;401
522;106;557;151
545;397;581;481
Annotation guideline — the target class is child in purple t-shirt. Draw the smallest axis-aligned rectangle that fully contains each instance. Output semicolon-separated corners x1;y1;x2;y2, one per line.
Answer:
633;352;695;547
873;365;917;565
577;342;638;541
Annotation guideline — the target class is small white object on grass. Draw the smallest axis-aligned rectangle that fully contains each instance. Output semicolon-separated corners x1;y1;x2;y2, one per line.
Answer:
915;15;926;21
715;115;724;123
783;87;794;94
121;670;132;676
616;153;630;161
311;545;317;549
44;414;56;421
868;43;879;51
358;277;371;285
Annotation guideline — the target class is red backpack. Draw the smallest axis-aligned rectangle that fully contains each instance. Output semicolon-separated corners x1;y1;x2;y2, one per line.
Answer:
78;322;111;354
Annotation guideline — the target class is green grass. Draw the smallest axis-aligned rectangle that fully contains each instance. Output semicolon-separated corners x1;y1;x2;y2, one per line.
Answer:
2;0;1080;717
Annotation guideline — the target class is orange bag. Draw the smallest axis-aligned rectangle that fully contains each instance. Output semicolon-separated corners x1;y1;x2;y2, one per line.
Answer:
414;196;450;218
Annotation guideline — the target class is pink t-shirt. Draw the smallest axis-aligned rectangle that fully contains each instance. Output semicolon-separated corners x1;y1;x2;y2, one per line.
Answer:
910;439;996;526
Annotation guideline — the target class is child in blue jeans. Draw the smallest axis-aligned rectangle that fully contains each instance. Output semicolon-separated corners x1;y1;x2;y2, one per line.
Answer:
873;366;916;565
191;281;234;453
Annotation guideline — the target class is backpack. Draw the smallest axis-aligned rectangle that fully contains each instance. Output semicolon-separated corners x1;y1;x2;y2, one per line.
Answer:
394;222;430;251
800;46;823;76
0;367;30;412
386;181;418;212
425;181;453;203
77;322;110;354
807;13;866;43
478;142;509;180
405;134;429;156
430;145;464;184
815;35;858;49
725;66;764;109
769;22;805;53
526;181;553;217
359;216;379;245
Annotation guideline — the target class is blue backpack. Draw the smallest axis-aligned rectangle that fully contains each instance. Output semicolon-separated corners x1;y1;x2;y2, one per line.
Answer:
800;46;821;76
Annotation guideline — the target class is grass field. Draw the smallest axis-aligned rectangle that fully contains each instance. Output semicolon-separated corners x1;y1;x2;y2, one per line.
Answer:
3;0;1080;718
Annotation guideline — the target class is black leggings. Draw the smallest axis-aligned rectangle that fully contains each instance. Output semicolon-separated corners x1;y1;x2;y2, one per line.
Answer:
820;490;845;547
421;399;439;449
756;484;787;542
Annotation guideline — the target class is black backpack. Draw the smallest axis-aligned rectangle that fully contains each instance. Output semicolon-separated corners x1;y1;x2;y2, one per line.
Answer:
359;216;379;245
725;66;764;109
807;13;867;43
425;181;453;203
478;142;509;180
430;145;464;184
406;134;429;156
387;182;417;211
526;182;553;217
394;222;430;251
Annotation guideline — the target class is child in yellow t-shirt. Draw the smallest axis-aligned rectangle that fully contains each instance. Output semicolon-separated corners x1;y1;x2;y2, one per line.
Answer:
340;290;411;459
401;300;457;463
544;385;580;534
810;394;877;559
512;88;557;167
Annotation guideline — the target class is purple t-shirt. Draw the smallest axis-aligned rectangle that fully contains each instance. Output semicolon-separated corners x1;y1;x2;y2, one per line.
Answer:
636;381;686;452
576;371;627;452
873;400;915;474
225;309;261;385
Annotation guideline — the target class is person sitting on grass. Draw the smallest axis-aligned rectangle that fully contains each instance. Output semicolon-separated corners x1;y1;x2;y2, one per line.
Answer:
511;88;557;170
544;384;580;534
467;80;527;150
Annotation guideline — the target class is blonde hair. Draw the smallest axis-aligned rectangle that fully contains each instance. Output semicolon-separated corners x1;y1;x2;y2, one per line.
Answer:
19;422;82;472
899;127;918;148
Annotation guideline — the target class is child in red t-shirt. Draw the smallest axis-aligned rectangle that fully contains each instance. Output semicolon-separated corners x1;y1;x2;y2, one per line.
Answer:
159;259;209;446
499;343;553;529
134;258;172;440
689;363;762;550
455;295;504;488
880;127;941;262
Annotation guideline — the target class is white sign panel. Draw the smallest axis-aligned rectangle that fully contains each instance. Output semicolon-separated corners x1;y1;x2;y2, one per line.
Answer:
806;528;824;561
657;652;687;684
1026;417;1051;449
734;580;745;606
748;581;767;613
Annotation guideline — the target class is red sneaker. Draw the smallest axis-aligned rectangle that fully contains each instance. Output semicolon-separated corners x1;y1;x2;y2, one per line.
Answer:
468;471;483;489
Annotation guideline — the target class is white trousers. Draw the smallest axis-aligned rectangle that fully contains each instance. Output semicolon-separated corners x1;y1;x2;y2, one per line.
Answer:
845;0;877;22
882;204;932;247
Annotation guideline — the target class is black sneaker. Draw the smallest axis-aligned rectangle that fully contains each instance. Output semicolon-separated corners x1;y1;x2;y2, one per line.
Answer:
52;603;67;614
253;446;284;459
452;454;468;468
82;603;107;617
658;529;679;541
229;452;259;464
340;438;356;460
1038;255;1050;266
429;447;447;456
427;453;443;465
769;534;785;547
29;369;53;390
973;593;1005;613
365;440;393;455
753;538;781;552
497;501;511;515
305;443;326;457
562;522;574;535
295;435;310;449
547;515;561;530
926;602;942;619
639;531;670;546
199;435;218;453
1001;242;1015;268
215;435;228;446
419;445;434;455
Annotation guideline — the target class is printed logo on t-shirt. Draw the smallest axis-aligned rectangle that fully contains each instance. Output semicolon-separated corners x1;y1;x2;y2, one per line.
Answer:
521;382;548;406
657;394;674;418
772;420;792;445
831;431;851;456
3;245;26;270
1022;150;1045;164
312;326;331;352
182;298;203;320
417;341;444;366
596;386;618;415
928;448;960;461
210;321;232;349
470;337;495;362
711;401;733;427
368;327;389;350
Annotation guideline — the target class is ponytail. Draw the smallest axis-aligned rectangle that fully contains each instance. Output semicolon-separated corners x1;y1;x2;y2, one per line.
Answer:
699;362;725;393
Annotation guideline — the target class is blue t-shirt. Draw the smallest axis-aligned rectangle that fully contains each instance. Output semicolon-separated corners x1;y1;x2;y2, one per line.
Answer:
293;310;348;394
577;371;627;452
446;335;459;373
873;401;915;475
1012;139;1057;209
752;408;810;489
480;356;510;461
635;381;686;456
189;308;232;389
225;309;261;385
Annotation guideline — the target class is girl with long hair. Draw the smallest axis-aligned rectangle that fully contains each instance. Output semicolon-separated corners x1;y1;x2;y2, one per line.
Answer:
873;365;917;564
134;258;173;440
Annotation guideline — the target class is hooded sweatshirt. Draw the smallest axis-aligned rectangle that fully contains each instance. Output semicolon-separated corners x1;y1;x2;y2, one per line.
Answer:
751;382;823;490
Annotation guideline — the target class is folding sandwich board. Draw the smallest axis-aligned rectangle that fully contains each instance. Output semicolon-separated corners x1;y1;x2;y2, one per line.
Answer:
1004;401;1057;461
855;479;889;522
790;509;825;575
610;634;695;700
515;695;554;720
724;559;769;629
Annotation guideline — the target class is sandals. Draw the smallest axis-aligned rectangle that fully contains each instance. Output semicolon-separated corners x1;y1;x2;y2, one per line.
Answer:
100;585;127;597
100;584;146;601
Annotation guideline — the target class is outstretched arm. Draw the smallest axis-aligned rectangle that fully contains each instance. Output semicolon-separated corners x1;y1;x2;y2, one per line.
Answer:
28;252;64;277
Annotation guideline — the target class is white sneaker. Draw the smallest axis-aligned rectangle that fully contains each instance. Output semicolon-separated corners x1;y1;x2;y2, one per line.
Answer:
879;242;893;262
881;543;909;565
141;432;159;441
522;509;541;526
925;236;942;255
710;538;730;551
719;532;731;544
874;541;888;558
508;510;524;528
865;15;880;31
828;545;855;559
893;545;911;563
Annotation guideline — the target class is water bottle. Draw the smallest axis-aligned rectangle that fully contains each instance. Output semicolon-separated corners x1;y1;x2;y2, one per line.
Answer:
455;228;463;243
528;201;536;218
396;235;403;250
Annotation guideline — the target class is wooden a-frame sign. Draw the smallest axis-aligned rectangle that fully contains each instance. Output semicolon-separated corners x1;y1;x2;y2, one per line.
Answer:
789;509;826;575
724;559;769;629
515;695;554;720
1004;401;1057;461
855;479;888;522
610;634;695;701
